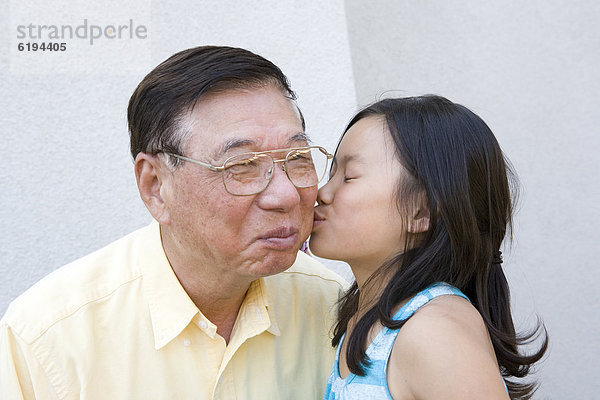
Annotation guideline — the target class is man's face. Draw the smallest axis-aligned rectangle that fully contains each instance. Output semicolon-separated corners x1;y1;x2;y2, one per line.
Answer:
160;85;316;283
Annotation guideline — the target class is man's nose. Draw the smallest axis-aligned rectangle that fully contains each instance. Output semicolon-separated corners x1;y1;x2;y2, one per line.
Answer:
256;162;301;211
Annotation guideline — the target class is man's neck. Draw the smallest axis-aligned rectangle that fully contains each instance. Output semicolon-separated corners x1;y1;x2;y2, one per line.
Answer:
160;229;253;344
177;267;253;344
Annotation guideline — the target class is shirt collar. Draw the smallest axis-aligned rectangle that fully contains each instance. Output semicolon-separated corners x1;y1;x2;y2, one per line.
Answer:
138;220;200;350
242;277;281;337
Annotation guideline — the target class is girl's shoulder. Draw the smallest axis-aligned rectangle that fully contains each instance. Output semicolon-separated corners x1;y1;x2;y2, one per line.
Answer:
395;292;491;364
405;291;485;335
387;294;508;399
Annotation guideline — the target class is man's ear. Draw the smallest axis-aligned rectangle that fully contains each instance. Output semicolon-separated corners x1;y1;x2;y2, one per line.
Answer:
135;152;171;224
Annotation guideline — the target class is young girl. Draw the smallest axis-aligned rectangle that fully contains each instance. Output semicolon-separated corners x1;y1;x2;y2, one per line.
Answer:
310;96;547;400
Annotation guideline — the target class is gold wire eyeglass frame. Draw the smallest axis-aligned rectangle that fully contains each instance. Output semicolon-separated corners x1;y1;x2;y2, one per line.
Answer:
164;145;333;196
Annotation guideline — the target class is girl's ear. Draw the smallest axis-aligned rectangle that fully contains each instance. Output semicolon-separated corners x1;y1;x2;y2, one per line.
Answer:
408;207;430;234
407;191;430;234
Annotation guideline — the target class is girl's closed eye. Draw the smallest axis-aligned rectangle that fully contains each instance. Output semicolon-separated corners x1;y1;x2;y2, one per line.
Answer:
342;166;360;182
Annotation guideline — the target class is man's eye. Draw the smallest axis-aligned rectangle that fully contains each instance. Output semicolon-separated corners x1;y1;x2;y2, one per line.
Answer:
234;158;256;166
227;155;259;167
288;150;312;162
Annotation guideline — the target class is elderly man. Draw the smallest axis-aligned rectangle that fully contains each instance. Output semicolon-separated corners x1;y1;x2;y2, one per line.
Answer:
0;46;345;399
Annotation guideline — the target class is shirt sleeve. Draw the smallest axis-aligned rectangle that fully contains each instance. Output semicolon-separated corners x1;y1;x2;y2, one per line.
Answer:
0;318;59;400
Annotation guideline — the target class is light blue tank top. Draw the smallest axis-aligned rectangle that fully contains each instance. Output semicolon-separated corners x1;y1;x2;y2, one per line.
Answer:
323;282;471;400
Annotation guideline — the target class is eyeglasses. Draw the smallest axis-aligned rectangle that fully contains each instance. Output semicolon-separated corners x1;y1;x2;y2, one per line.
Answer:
165;146;333;196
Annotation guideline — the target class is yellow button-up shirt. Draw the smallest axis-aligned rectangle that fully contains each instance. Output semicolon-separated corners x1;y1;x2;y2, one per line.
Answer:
1;222;346;399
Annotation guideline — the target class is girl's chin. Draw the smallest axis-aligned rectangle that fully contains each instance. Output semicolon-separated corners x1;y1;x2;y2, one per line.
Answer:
308;241;340;261
307;238;325;257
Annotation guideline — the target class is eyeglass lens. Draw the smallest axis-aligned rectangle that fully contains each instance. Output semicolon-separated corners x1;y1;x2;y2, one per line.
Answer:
222;148;328;195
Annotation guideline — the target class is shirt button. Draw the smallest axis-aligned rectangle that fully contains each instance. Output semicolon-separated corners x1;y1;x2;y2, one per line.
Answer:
199;320;208;329
183;339;191;347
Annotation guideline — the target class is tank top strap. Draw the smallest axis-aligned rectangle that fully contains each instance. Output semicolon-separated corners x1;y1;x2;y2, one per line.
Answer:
392;282;470;321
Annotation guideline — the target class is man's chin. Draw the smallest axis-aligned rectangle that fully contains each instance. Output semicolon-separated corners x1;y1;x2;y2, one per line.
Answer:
251;249;299;277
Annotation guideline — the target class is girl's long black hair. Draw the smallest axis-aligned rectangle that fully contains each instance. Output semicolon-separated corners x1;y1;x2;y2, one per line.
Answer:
332;95;548;400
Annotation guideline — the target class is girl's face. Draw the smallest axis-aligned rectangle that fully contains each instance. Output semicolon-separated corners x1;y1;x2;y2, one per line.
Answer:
310;116;422;278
